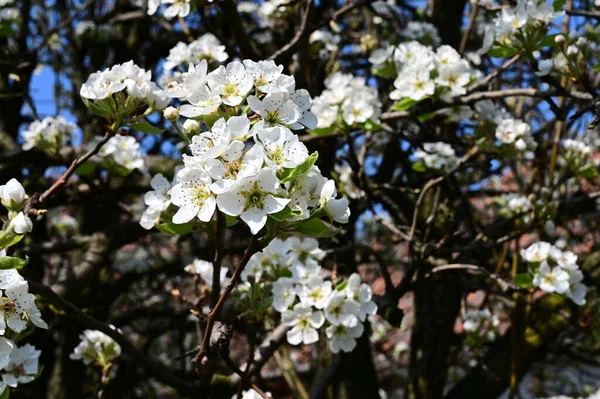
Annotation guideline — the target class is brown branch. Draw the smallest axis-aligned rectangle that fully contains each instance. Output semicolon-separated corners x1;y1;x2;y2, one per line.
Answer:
381;89;593;121
269;0;314;62
28;131;113;210
193;236;260;369
429;264;516;292
468;54;521;93
566;9;600;19
29;281;201;394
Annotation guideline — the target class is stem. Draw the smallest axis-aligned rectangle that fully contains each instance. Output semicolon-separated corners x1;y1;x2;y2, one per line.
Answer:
193;235;260;369
210;212;226;308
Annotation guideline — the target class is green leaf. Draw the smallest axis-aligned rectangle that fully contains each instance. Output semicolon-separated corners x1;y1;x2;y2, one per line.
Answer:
130;120;164;135
0;387;9;399
279;152;319;183
0;255;28;270
364;119;381;131
75;162;97;176
335;279;348;291
393;97;418;111
417;112;435;122
488;46;519;58
0;24;14;37
270;206;303;222
513;273;534;288
297;219;339;237
578;163;599;178
225;215;239;227
309;126;336;136
412;160;426;173
155;221;206;235
0;232;24;251
81;97;113;119
372;63;396;79
553;0;566;11
540;34;558;47
592;63;600;72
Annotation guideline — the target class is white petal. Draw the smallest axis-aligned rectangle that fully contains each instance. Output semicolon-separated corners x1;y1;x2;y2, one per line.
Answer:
241;208;268;235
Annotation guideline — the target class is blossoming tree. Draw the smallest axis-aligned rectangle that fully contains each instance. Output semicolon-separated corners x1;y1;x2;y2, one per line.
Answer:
0;0;599;398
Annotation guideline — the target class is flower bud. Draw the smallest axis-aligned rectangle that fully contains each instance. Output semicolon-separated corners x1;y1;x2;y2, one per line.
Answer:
163;106;179;122
182;119;200;135
576;37;588;47
555;35;565;44
567;45;579;55
10;212;33;235
0;179;26;211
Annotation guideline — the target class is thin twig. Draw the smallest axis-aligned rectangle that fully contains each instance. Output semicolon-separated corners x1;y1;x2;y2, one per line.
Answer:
193;236;260;369
269;0;314;61
468;55;521;93
459;3;478;54
210;212;226;308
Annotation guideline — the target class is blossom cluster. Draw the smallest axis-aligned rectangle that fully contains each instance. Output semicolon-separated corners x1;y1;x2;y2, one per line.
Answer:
413;142;458;172
147;0;193;19
521;242;587;305
310;72;382;130
0;339;41;395
80;60;169;111
309;30;341;59
162;34;228;73
96;135;146;173
462;309;500;347
21;116;77;152
479;0;563;54
241;237;377;353
494;193;533;221
139;59;350;236
494;118;537;158
70;329;122;367
0;179;47;395
371;42;481;102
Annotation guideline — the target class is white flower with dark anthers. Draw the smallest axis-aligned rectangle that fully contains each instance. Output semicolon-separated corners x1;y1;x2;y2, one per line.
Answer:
435;45;462;67
184;259;228;291
207;61;253;106
256;126;308;170
288;89;318;130
162;0;191;18
272;278;298;312
520;241;552;263
243;60;289;93
345;274;377;321
324;292;360;327
435;62;472;98
216;169;290;235
390;69;435;101
2;343;40;388
325;323;364;353
297;276;332;309
0;338;13;371
163;60;208;99
69;329;121;366
140;173;173;230
207;144;264;195
533;260;570;294
80;69;126;100
180;87;222;117
188;118;231;161
0;179;26;211
247;93;302;128
0;268;25;291
318;179;350;224
548;247;578;268
281;304;325;345
288;237;326;263
170;168;216;224
0;281;46;334
10;212;33;235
